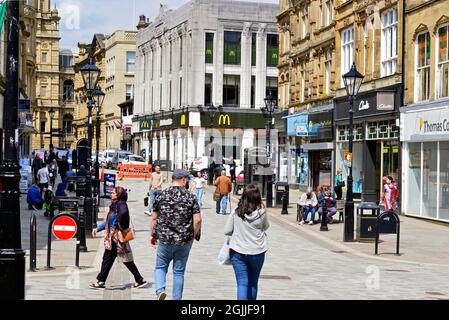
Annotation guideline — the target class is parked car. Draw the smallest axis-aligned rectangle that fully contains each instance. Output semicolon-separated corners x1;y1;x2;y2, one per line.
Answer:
190;156;243;181
122;155;146;165
110;150;133;170
102;149;117;168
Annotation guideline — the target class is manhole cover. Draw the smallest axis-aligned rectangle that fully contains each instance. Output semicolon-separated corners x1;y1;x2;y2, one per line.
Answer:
259;275;291;280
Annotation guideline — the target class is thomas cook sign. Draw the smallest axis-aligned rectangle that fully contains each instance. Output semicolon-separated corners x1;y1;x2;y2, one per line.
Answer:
401;106;449;142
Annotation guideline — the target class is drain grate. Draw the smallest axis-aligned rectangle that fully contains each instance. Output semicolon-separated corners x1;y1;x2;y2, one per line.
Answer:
260;275;291;280
330;250;347;254
426;292;446;296
385;269;410;273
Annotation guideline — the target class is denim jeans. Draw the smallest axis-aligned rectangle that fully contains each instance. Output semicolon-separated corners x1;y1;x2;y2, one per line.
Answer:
318;206;337;218
216;194;228;214
230;250;266;300
149;190;162;211
195;188;204;208
155;240;193;300
303;206;316;221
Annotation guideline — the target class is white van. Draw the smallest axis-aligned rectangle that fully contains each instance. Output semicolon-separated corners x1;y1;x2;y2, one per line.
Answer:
103;149;117;168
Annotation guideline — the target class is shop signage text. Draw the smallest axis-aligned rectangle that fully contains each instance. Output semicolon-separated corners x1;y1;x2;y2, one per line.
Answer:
359;100;370;111
401;106;449;142
200;112;266;129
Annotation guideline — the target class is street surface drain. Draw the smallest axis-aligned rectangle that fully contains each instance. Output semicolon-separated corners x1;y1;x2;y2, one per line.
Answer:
385;269;410;272
330;250;347;254
426;292;446;296
260;275;291;280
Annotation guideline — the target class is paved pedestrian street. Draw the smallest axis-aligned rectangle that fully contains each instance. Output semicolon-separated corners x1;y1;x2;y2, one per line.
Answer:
23;177;449;300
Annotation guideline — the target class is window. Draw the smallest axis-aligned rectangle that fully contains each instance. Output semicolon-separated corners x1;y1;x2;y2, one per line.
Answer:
169;41;172;73
322;0;333;27
302;6;309;38
205;74;212;105
266;34;279;67
63;115;73;134
437;25;449;98
251;76;256;108
205;33;214;64
416;32;431;101
41;52;47;63
126;84;134;101
325;51;331;95
59;54;73;67
63;80;74;101
266;77;278;101
126;51;136;73
381;9;398;77
40;85;47;97
180;35;183;68
252;33;257;66
223;75;240;107
224;31;241;65
40;121;46;133
341;27;354;85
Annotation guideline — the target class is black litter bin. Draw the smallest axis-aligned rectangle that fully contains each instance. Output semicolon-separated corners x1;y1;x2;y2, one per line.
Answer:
356;202;380;242
58;198;79;215
275;182;289;207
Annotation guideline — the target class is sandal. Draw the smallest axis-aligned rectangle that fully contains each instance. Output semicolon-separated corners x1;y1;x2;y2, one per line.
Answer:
89;281;105;289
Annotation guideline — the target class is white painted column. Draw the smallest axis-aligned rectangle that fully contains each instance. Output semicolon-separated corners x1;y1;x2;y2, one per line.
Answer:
191;27;206;106
215;25;224;105
169;129;175;170
241;129;255;165
197;127;206;158
177;129;183;169
240;23;252;109
255;24;267;109
187;128;195;165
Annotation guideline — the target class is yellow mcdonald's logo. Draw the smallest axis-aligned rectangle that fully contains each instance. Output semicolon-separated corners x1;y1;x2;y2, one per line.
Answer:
181;114;186;126
218;114;231;126
141;120;150;129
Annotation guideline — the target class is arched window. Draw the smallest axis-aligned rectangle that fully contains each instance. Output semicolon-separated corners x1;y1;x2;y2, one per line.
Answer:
63;114;73;134
63;80;74;102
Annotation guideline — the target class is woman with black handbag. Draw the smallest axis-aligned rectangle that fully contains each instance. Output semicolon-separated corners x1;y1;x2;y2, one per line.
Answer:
90;186;147;289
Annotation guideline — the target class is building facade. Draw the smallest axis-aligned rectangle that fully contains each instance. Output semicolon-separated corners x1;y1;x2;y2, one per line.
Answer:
133;0;279;173
400;0;449;222
278;0;336;189
333;0;403;202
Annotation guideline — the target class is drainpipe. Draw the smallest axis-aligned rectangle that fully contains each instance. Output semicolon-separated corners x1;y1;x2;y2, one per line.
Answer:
398;0;406;212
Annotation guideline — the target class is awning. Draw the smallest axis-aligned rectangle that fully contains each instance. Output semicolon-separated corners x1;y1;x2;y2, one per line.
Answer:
113;120;122;129
19;126;38;135
301;142;334;151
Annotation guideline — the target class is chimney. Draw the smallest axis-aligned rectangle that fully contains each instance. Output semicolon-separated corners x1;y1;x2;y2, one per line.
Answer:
137;14;150;30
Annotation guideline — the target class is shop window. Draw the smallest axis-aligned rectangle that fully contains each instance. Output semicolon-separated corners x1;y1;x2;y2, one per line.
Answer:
378;121;389;139
423;142;438;219
355;124;363;140
266;34;279;67
406;143;421;216
439;142;449;221
389;120;399;138
252;33;257;66
338;127;347;141
204;73;212;106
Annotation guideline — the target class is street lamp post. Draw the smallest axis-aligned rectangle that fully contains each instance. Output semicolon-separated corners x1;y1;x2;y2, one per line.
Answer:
0;0;26;299
49;108;55;148
92;87;105;227
342;63;364;242
264;91;277;208
207;104;218;185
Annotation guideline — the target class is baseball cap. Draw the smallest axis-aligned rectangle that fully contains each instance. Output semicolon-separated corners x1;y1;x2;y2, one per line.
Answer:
172;169;190;180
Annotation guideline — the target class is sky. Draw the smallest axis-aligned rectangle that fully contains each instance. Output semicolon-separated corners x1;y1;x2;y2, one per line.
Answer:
54;0;279;53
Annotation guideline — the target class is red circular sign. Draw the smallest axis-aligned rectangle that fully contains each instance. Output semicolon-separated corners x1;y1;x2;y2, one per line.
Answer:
52;216;77;240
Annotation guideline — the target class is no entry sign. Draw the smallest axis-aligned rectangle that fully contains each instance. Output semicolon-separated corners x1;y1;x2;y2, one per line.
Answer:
52;216;77;240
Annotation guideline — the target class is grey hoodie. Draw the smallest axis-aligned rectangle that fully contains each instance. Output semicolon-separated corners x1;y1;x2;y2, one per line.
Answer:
224;208;269;255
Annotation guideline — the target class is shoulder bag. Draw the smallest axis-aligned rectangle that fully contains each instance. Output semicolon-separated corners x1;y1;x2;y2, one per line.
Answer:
117;219;136;244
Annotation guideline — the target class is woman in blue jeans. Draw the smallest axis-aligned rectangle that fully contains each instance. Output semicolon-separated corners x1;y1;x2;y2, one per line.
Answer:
224;184;269;300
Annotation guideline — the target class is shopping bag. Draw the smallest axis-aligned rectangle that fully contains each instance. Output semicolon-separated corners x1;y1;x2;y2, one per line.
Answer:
217;237;231;265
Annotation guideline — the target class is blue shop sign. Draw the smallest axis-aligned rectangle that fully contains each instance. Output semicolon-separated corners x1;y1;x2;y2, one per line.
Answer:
286;114;321;137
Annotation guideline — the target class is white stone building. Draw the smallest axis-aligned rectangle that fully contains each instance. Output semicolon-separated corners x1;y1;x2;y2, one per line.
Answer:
133;0;279;172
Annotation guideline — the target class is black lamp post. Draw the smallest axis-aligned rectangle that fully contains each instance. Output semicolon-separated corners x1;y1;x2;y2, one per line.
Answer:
207;104;218;185
264;91;277;208
49;108;56;148
92;86;105;200
0;0;25;299
342;63;364;242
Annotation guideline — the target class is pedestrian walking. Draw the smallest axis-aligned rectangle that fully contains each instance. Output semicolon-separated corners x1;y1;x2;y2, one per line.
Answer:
381;176;398;213
334;169;344;200
145;165;166;215
193;172;206;208
37;163;50;195
57;156;69;182
150;169;202;300
224;184;269;300
32;154;43;184
214;170;232;214
49;159;58;189
90;187;147;289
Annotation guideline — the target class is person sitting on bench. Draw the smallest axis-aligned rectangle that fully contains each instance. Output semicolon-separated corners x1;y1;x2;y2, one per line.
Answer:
298;187;318;225
317;187;337;224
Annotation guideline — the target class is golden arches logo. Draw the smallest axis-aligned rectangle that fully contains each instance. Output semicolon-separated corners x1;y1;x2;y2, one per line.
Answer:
181;114;186;126
218;114;231;126
140;120;150;129
419;118;423;131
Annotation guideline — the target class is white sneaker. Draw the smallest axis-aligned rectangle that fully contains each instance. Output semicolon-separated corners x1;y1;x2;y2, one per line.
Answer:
299;220;305;225
308;221;314;225
144;210;152;216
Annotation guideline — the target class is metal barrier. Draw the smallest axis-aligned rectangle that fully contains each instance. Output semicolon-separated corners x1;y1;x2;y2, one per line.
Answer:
117;164;153;179
29;212;37;272
375;211;400;255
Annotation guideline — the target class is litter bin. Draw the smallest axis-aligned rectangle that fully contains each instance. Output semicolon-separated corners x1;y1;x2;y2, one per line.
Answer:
58;198;79;215
356;202;380;242
275;182;289;207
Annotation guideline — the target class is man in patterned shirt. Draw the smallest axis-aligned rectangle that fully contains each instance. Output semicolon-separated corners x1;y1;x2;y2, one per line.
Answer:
150;169;202;300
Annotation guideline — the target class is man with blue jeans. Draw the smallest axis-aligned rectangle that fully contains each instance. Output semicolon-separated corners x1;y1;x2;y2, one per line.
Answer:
145;165;165;216
298;187;318;225
193;172;206;208
150;169;202;300
214;170;232;214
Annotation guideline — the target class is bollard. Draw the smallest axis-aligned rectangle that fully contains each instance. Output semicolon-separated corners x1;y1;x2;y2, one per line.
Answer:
320;202;329;231
29;212;37;272
78;196;88;252
281;189;289;215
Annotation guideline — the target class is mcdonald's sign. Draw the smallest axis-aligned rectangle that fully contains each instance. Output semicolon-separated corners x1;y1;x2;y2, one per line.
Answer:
139;119;152;131
180;114;186;126
218;114;231;126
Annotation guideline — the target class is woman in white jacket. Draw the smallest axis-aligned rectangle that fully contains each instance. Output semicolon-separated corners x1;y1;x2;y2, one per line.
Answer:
224;184;269;300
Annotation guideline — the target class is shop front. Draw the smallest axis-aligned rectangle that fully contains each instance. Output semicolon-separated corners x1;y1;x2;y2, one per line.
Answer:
401;101;449;223
285;106;333;190
334;87;401;202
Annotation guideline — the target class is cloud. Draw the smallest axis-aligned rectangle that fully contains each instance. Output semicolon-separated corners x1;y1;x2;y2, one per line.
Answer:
54;0;278;51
